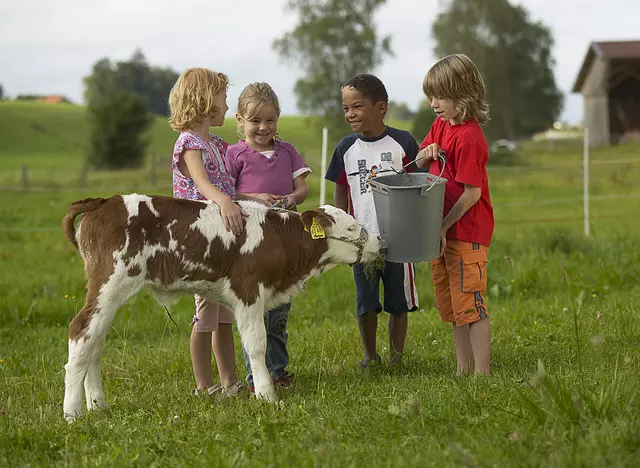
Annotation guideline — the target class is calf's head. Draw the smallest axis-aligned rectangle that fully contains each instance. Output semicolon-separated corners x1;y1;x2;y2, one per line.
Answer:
300;205;381;266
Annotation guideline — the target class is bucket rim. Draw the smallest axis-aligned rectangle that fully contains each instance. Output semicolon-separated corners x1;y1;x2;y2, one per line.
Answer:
369;173;448;190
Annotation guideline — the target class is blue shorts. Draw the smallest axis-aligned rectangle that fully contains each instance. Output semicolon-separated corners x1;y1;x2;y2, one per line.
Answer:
353;261;419;317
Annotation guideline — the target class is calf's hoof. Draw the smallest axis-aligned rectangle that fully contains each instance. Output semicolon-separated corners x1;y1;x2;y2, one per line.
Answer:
64;412;79;424
87;398;108;412
254;385;277;403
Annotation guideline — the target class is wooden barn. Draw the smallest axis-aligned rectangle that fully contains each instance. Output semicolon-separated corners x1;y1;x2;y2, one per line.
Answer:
572;40;640;147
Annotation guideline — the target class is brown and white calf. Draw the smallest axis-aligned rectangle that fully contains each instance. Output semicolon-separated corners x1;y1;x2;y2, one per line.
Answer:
61;194;380;422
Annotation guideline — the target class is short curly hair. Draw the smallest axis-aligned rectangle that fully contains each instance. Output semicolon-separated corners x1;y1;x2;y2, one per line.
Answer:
168;68;229;131
342;74;389;105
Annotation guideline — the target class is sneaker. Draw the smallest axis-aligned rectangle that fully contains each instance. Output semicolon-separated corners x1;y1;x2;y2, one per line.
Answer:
358;353;382;369
193;384;223;397
246;372;255;393
274;371;295;389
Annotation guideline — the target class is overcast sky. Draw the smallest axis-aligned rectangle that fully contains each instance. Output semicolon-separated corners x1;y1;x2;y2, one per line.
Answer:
1;0;638;124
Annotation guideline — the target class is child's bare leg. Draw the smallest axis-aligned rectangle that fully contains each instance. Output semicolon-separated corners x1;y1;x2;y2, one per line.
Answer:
357;311;378;360
452;324;474;374
469;318;491;375
388;312;407;360
190;329;214;389
212;323;238;388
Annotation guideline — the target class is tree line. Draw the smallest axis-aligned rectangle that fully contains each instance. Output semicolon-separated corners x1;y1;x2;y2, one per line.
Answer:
83;0;563;169
277;0;562;143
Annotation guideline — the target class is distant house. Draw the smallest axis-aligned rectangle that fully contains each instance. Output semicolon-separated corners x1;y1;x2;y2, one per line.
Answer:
572;40;640;147
39;95;69;104
16;94;72;104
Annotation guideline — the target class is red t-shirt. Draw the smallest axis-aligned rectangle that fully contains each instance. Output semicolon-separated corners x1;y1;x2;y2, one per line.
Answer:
420;117;494;247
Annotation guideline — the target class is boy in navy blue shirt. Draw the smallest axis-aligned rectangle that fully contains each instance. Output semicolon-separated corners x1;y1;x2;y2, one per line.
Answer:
325;74;420;368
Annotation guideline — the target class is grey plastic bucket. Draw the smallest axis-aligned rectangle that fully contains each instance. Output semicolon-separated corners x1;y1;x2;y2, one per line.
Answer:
369;172;447;263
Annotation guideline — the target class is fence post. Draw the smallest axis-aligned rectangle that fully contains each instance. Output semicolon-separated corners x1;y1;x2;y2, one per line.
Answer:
150;152;157;187
319;127;328;206
21;165;29;191
583;128;590;237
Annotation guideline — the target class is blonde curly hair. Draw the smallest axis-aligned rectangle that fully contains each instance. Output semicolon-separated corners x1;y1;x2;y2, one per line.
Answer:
168;68;229;131
423;54;490;125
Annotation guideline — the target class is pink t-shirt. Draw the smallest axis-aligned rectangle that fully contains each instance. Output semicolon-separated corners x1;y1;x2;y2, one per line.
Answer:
171;131;236;201
225;140;311;196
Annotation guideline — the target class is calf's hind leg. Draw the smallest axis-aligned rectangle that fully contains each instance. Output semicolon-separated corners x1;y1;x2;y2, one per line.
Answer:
83;332;108;412
64;278;140;422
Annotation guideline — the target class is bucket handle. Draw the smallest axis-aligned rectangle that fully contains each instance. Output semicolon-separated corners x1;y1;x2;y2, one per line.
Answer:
420;151;447;195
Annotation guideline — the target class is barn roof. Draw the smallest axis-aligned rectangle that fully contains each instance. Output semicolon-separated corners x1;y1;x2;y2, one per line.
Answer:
572;40;640;93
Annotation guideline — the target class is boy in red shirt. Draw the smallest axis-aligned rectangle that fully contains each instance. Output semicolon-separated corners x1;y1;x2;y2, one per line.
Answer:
416;54;495;375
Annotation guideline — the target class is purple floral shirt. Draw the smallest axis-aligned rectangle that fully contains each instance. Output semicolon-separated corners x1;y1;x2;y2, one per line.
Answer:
171;131;236;201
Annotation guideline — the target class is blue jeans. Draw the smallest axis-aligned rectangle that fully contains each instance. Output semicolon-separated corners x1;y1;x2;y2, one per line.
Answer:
243;302;291;386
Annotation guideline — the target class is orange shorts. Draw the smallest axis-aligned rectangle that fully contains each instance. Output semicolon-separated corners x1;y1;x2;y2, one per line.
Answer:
430;240;489;327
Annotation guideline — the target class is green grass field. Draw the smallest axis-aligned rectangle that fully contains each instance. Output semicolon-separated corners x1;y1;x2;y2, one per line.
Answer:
1;101;640;466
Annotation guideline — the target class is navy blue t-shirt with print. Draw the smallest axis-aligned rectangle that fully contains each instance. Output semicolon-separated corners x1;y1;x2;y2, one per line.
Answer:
325;126;419;236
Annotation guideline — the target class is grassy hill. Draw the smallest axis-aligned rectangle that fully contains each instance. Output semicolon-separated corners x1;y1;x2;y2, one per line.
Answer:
0;100;410;171
0;100;415;198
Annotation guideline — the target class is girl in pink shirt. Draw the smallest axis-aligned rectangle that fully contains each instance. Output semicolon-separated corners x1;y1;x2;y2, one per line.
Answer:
226;82;311;391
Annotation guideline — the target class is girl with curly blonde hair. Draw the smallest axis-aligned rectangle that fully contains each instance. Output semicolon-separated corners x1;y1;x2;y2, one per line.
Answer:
169;67;255;397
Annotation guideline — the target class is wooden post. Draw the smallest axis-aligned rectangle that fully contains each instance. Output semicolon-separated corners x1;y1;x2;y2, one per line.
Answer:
21;165;28;191
150;152;157;186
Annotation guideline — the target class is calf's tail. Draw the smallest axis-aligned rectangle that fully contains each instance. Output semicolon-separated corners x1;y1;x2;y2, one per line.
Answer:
61;197;108;249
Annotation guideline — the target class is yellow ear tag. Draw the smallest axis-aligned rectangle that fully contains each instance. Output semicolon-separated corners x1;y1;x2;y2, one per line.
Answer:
310;217;326;239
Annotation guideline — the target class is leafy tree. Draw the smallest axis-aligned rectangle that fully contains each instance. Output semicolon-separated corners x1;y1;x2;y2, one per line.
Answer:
411;100;437;142
84;58;118;105
273;0;392;134
83;50;178;169
432;0;563;141
86;91;153;170
84;50;178;116
387;101;415;122
0;84;4;100
146;66;181;116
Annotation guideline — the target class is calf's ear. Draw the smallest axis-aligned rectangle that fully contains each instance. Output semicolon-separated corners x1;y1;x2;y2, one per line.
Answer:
301;209;334;231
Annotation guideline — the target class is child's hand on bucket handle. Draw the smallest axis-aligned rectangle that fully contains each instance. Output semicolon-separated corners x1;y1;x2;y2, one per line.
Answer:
416;144;441;168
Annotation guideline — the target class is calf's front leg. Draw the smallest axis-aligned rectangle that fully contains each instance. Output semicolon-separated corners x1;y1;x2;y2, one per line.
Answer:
234;298;276;402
